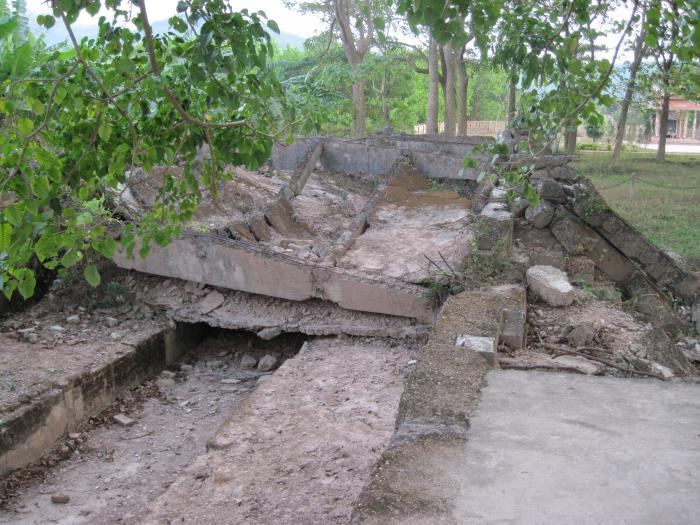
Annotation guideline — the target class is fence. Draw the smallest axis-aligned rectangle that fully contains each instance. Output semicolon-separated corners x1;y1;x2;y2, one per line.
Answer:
414;120;507;136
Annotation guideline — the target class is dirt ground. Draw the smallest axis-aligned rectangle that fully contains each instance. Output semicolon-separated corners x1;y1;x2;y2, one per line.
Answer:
0;331;303;524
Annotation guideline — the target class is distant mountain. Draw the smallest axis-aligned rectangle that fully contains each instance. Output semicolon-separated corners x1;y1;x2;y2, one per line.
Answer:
30;17;306;50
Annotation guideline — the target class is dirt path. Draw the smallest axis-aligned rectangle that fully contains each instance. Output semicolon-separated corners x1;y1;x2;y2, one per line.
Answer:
0;332;294;524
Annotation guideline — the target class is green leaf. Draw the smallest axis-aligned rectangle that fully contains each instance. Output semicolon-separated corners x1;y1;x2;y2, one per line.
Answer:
36;15;56;29
18;117;34;135
31;99;45;116
84;264;101;288
98;123;112;142
3;280;17;301
17;270;36;300
0;16;17;39
61;248;82;268
267;20;280;33
32;177;49;199
0;223;12;252
463;156;477;168
76;211;93;226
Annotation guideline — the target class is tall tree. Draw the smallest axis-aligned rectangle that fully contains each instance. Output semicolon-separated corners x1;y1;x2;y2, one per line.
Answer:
612;9;648;169
648;0;681;161
456;46;469;135
442;41;457;136
426;33;439;134
333;0;376;137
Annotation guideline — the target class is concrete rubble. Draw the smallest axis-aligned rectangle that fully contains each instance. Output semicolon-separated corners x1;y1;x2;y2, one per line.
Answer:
526;265;575;307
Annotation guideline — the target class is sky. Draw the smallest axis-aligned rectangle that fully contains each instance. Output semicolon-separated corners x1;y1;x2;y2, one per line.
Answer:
26;0;325;38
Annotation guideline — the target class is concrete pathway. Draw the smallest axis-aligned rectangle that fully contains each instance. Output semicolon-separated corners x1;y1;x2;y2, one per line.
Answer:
456;371;700;525
634;142;700;154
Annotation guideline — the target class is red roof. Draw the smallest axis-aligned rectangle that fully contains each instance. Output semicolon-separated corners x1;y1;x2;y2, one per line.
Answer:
668;97;700;111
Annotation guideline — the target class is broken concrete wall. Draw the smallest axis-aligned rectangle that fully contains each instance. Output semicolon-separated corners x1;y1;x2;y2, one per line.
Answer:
517;151;698;333
352;284;527;524
271;136;490;180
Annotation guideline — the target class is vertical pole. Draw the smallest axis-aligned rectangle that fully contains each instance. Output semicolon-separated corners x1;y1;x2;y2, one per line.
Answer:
630;172;637;201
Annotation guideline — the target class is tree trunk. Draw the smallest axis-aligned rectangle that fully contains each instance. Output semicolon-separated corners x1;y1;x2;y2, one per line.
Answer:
381;64;390;130
457;52;468;136
350;61;367;137
506;81;516;125
427;34;439;136
442;42;456;137
657;93;670;162
564;122;577;154
612;25;646;169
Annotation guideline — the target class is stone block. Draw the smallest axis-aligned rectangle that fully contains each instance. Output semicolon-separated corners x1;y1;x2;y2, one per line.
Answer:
489;187;508;200
248;215;271;242
491;284;527;351
535;179;567;203
455;335;498;367
525;200;554;229
478;202;513;252
567;256;595;284
587;237;636;283
529;252;566;270
547;165;579;181
550;207;601;255
227;222;256;242
526;265;575;307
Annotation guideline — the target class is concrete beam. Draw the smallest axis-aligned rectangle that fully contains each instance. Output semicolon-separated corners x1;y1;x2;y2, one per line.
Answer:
113;232;431;322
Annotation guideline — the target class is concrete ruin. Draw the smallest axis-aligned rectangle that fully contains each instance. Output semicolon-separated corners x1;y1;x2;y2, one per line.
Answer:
2;133;699;523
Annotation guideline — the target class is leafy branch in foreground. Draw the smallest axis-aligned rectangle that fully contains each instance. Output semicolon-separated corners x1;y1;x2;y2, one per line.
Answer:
0;0;296;299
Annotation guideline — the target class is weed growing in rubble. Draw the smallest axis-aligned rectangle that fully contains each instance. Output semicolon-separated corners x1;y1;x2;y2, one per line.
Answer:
574;280;622;303
423;276;460;309
430;179;447;192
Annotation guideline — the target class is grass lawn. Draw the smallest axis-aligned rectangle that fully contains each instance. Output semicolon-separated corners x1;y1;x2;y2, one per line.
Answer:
572;151;700;268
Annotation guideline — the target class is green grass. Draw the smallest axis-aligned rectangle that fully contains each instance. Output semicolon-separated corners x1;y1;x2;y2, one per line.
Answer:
573;151;700;268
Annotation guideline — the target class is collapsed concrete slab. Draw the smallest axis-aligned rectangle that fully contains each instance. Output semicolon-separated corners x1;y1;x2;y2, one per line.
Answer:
142;337;415;525
144;279;430;340
113;233;431;322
